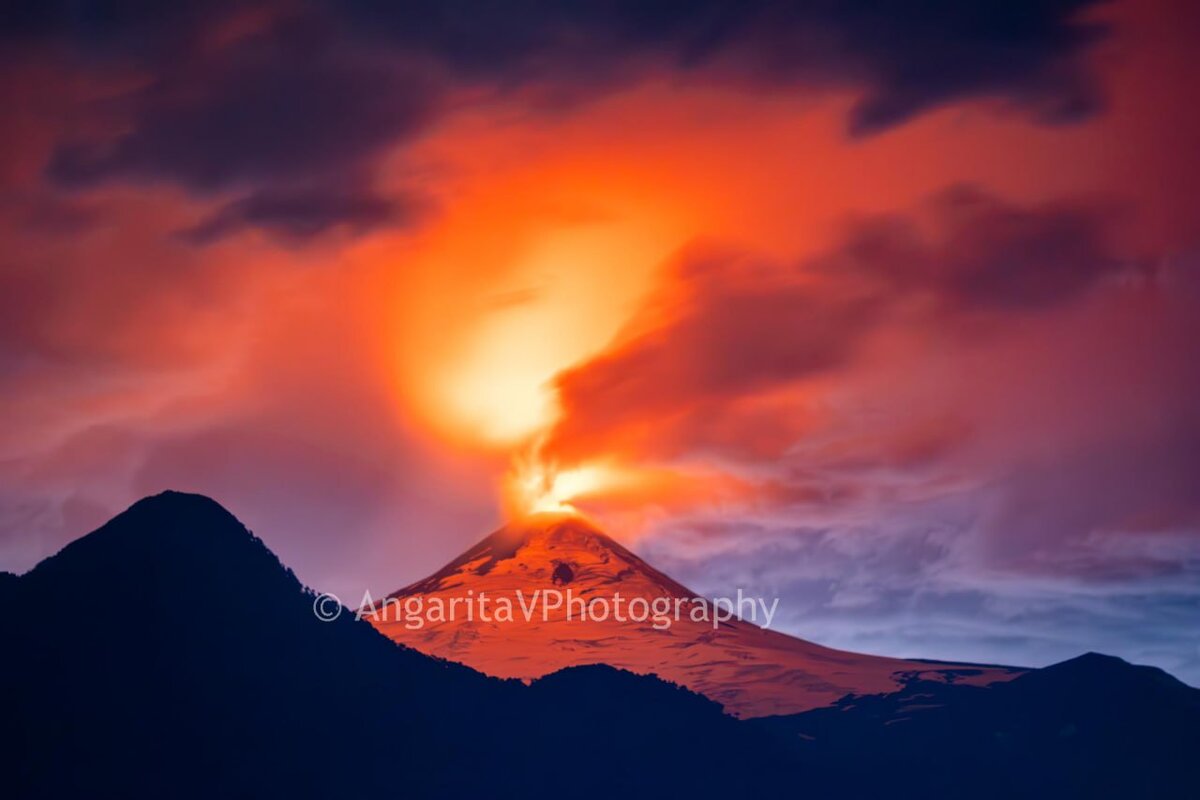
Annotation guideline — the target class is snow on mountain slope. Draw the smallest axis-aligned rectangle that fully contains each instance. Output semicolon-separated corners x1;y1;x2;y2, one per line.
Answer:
365;512;1020;717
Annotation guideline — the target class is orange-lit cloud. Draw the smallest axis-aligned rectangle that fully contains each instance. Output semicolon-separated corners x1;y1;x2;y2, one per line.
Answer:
2;0;1200;681
383;156;689;447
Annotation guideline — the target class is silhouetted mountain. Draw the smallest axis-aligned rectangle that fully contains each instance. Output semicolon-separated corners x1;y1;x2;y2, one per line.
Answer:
2;493;497;797
0;492;764;799
750;650;1200;798
2;492;1195;799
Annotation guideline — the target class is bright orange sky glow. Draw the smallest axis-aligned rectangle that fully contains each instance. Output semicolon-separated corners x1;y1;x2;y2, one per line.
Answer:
364;2;1199;519
3;0;1200;682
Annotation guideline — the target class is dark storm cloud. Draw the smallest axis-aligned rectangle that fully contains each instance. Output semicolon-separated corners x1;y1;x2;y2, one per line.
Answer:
801;0;1107;135
17;0;1107;240
346;0;1107;133
33;5;436;241
47;31;435;193
178;181;423;244
0;0;220;53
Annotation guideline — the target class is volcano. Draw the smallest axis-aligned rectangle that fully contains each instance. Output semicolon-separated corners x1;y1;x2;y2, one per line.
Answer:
366;512;1020;717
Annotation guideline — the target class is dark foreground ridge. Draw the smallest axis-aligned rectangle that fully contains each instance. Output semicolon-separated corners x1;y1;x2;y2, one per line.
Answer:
2;492;1197;799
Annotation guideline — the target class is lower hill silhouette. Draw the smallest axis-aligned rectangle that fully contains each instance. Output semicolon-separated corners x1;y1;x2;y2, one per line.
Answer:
750;650;1200;798
2;492;1196;799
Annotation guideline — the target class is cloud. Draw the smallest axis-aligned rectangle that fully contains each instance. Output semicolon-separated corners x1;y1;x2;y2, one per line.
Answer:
178;181;425;244
42;15;436;202
822;0;1107;135
348;0;1107;131
15;0;1108;241
545;246;880;462
1;0;1195;687
833;185;1124;310
31;7;435;241
646;510;1200;681
540;190;1200;683
547;188;1127;463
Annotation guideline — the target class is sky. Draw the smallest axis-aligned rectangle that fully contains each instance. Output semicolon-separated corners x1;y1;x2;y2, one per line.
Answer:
1;0;1198;681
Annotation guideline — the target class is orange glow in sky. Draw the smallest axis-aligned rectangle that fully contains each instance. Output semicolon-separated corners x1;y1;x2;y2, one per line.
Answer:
385;126;692;451
303;0;1200;534
503;449;620;517
427;221;674;445
3;0;1199;687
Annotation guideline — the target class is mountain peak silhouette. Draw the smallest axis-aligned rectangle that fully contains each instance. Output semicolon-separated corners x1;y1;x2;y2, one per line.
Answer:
1025;649;1198;698
18;490;307;620
29;491;268;568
